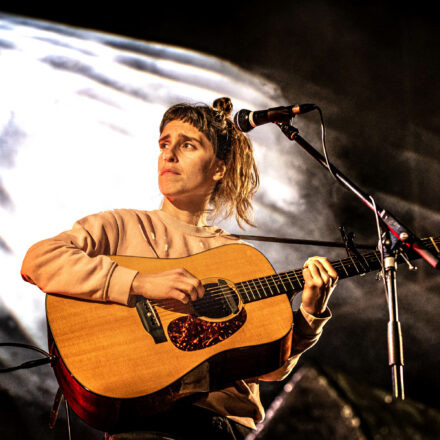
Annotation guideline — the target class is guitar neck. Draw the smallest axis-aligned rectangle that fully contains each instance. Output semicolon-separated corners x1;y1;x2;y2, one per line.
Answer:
237;235;440;304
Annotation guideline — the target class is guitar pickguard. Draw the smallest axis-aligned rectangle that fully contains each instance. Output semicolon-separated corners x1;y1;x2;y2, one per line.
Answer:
167;308;247;351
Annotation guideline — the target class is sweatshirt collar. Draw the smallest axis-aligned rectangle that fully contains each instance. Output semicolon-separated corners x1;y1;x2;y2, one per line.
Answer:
154;209;224;237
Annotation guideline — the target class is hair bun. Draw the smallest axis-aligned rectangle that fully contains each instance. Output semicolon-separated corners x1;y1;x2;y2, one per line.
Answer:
213;97;233;118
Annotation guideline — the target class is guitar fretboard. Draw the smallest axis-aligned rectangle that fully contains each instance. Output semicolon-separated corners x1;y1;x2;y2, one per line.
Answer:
236;235;439;304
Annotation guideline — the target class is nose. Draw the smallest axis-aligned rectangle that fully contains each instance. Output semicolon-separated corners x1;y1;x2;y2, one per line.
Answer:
162;146;177;162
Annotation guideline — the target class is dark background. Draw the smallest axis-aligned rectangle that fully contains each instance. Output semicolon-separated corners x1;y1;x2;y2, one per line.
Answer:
2;1;438;227
1;1;439;437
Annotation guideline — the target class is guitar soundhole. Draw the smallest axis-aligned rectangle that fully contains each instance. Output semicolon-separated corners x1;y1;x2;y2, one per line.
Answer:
192;279;240;319
167;307;247;351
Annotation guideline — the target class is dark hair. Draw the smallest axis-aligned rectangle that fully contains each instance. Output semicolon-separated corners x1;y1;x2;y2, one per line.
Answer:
160;97;259;228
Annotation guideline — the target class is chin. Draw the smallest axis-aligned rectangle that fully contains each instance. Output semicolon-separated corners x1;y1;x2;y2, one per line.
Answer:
159;188;181;201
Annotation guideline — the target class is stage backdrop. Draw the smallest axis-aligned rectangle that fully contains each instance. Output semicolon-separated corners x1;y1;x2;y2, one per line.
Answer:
0;10;439;439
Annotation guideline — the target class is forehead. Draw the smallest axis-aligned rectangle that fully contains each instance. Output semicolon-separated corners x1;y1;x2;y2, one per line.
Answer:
160;120;210;144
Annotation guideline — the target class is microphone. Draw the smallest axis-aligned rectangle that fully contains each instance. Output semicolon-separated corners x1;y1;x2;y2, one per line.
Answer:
234;104;317;132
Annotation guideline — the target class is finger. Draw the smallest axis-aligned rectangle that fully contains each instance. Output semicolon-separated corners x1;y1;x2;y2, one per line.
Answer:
303;266;326;290
306;261;327;288
302;267;328;314
192;277;205;298
176;281;199;302
315;260;338;289
305;257;338;283
179;269;205;298
310;260;332;286
317;257;338;280
172;289;190;304
309;257;338;280
302;267;313;283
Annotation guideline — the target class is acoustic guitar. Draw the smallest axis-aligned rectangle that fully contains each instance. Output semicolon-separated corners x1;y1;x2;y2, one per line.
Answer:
46;237;439;431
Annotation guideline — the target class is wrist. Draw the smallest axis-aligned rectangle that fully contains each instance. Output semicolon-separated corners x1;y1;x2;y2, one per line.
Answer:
130;273;139;295
130;272;149;296
302;303;327;317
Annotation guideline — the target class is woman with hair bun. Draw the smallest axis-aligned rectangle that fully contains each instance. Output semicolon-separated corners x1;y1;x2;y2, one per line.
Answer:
21;97;337;439
159;97;259;229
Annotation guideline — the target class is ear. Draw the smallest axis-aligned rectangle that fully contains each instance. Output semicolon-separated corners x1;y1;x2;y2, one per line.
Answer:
212;159;226;182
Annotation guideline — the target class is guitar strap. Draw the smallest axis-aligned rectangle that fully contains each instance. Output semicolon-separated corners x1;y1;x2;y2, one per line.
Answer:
231;233;375;250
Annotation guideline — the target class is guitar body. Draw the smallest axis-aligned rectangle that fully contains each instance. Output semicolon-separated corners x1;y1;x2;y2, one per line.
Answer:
46;244;293;431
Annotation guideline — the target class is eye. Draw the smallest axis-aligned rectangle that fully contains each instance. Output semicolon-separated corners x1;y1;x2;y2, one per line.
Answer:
159;142;168;150
182;142;195;150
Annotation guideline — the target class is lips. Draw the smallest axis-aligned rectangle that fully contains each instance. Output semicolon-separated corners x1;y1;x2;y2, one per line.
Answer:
160;169;180;175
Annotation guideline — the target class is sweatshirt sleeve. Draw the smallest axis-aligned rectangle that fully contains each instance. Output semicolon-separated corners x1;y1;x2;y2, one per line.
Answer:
20;211;138;305
259;304;331;381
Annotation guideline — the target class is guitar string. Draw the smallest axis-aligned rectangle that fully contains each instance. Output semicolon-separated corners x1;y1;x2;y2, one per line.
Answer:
147;256;378;317
184;251;381;301
150;271;305;316
158;251;435;316
150;240;431;313
150;249;402;314
198;239;431;301
142;236;437;306
144;237;439;317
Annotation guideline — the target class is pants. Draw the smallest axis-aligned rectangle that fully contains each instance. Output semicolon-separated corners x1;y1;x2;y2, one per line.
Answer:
105;406;253;440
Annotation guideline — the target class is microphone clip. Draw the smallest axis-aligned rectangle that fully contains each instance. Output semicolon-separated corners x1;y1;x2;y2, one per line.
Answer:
275;121;299;141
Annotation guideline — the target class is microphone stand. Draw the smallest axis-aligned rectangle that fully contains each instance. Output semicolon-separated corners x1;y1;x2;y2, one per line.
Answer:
275;120;439;400
382;230;405;399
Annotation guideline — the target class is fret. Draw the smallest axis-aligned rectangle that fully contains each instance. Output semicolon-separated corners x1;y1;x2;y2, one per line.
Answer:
373;252;381;265
430;237;440;254
239;283;251;303
271;274;287;293
293;270;304;289
367;252;381;270
339;259;349;277
343;259;358;277
242;280;252;301
246;281;256;303
364;252;376;263
263;277;274;296
250;279;259;300
257;277;268;298
349;256;361;274
360;253;371;270
283;272;295;291
270;277;278;295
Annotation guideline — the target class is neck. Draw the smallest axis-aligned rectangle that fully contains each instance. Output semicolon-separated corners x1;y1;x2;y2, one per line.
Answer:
160;197;211;226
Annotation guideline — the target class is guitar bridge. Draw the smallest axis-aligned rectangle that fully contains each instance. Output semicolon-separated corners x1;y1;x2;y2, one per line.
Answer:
135;298;167;343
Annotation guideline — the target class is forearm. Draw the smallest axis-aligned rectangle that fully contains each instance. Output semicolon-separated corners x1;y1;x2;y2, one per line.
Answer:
21;212;138;305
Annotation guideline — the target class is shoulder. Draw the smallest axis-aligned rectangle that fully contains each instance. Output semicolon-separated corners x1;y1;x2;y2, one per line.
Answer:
77;208;156;221
74;208;154;230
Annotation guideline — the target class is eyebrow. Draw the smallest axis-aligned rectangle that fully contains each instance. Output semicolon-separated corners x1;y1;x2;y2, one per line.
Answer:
158;133;203;146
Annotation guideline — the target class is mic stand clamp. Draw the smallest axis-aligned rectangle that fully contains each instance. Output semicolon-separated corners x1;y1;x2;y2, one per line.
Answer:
340;226;368;274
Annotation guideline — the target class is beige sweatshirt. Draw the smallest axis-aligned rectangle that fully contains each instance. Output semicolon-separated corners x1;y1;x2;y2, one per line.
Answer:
21;208;330;429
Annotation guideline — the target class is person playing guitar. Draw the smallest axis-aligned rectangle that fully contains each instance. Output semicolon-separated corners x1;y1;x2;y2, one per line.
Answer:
21;97;338;440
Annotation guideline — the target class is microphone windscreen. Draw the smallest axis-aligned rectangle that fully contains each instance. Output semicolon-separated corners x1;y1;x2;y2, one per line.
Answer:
234;110;253;132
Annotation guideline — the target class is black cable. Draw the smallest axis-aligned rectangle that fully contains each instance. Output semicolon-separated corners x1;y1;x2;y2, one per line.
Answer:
315;109;387;292
370;196;388;300
0;342;56;373
316;105;341;184
65;400;72;440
